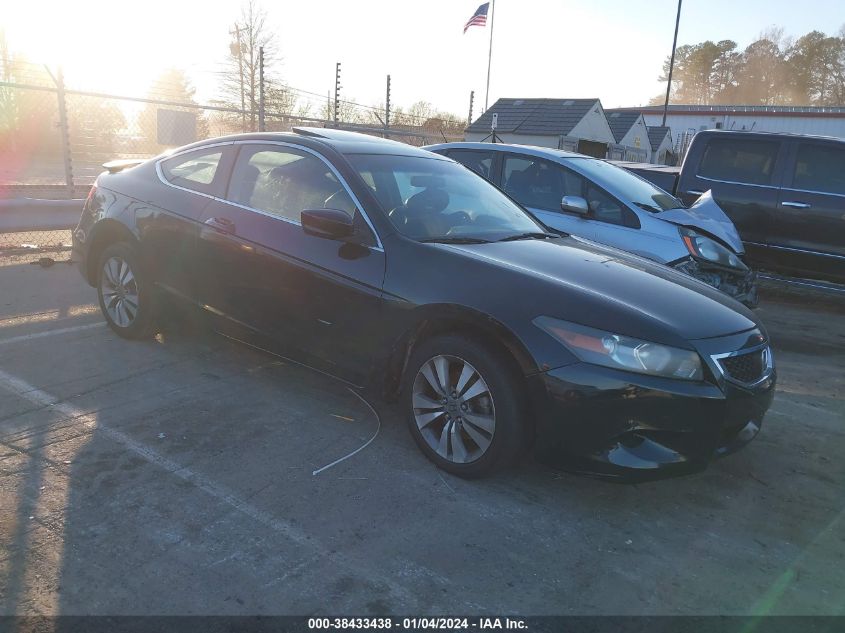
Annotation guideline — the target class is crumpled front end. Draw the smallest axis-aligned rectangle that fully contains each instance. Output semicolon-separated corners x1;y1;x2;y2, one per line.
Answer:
674;257;759;308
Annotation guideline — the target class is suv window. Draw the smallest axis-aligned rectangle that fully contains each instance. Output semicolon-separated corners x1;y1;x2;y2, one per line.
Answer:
792;143;845;195
228;146;356;222
446;149;496;181
162;149;223;191
697;138;779;186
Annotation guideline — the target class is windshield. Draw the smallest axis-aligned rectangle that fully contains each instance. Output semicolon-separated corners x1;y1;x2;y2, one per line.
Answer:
568;157;682;212
347;154;546;241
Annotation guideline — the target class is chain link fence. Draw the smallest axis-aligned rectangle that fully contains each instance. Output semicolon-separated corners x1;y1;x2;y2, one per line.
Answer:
1;60;464;262
0;230;74;266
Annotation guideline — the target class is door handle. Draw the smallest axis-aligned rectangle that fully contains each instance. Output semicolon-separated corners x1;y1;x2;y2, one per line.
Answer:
781;201;811;209
204;216;236;234
687;190;705;196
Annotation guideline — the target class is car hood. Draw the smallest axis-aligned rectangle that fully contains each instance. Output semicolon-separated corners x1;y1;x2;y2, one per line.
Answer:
440;236;757;344
654;190;745;254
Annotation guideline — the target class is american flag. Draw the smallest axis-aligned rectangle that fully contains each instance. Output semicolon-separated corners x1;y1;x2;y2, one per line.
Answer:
463;3;489;33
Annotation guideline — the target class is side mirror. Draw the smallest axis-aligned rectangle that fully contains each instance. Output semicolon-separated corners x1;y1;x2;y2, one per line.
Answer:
301;208;354;240
561;196;589;215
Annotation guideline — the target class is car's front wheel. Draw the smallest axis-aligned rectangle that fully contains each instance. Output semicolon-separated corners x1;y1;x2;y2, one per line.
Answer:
97;242;156;339
403;334;525;478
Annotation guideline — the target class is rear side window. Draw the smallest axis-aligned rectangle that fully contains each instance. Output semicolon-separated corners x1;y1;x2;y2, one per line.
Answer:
162;149;223;191
446;150;496;181
792;143;845;195
697;138;779;186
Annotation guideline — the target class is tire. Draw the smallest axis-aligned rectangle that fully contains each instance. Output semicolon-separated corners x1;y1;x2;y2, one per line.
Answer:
402;334;526;478
96;242;156;339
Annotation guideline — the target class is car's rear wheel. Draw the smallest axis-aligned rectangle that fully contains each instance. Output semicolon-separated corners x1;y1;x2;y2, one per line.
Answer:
403;334;525;478
97;242;155;339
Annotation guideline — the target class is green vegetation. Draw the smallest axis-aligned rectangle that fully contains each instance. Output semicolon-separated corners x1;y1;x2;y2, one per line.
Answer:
653;27;845;106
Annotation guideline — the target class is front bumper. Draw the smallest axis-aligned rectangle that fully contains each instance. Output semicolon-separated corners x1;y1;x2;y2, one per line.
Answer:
674;258;758;308
527;357;775;482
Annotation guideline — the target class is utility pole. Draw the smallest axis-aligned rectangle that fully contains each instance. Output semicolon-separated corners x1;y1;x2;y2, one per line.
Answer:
258;46;265;132
468;90;475;128
334;62;341;126
385;74;391;134
662;0;683;127
248;32;256;130
229;24;246;132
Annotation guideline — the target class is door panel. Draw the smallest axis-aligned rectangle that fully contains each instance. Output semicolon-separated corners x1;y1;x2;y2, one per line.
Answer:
138;146;234;301
501;154;589;237
771;141;845;280
196;143;385;383
677;137;783;267
499;154;657;257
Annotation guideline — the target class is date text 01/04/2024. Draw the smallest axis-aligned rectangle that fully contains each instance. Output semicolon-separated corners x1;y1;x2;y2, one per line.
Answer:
307;617;528;630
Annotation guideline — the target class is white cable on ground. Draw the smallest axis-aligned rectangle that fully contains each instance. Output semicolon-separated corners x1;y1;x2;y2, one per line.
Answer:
312;388;381;476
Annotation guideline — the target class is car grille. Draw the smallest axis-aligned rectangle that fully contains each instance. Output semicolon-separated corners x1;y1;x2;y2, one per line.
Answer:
718;348;767;384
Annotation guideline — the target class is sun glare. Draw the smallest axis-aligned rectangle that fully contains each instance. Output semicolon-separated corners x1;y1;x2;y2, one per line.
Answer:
5;1;210;96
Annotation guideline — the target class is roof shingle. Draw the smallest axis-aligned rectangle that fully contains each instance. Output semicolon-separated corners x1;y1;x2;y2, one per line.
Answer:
646;126;671;151
467;98;599;136
604;109;642;143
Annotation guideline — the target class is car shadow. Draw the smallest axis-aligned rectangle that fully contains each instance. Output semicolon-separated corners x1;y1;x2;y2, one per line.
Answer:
0;274;843;616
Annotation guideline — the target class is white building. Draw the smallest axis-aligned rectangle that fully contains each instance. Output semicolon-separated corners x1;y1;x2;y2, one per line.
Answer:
647;126;674;165
605;110;651;162
465;98;616;158
632;105;845;156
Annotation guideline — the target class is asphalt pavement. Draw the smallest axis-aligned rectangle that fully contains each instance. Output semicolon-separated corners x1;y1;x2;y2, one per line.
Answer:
0;261;843;615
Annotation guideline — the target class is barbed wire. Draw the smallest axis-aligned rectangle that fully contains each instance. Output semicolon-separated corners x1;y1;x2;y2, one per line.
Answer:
2;57;468;129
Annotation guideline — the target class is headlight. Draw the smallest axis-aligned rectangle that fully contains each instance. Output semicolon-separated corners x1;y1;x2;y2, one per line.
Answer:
534;317;704;381
679;228;746;270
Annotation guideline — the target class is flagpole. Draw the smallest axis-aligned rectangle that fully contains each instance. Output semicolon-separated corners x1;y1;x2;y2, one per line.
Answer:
484;0;495;111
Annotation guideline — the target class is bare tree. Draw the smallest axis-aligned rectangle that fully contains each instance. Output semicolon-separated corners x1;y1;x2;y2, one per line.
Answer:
220;0;295;129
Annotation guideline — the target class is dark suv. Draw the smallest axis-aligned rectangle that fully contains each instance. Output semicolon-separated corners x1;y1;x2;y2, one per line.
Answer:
655;131;845;283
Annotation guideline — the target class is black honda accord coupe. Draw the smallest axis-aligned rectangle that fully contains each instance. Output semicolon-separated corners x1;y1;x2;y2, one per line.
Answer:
72;128;775;479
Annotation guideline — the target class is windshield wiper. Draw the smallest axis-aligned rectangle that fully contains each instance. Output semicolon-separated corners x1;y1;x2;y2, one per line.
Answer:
496;231;559;242
419;236;492;244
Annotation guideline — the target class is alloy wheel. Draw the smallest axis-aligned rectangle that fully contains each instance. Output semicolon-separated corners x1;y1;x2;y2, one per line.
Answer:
412;354;496;464
100;256;139;328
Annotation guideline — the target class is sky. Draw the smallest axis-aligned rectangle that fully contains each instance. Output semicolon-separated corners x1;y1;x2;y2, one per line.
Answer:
3;0;844;117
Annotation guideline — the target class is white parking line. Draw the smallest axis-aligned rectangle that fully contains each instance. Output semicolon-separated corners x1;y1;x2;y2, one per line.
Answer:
0;366;433;609
0;322;104;347
0;366;320;544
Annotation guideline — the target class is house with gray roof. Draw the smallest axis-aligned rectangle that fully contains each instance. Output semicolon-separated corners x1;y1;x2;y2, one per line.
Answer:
464;98;616;158
605;109;651;162
646;126;674;165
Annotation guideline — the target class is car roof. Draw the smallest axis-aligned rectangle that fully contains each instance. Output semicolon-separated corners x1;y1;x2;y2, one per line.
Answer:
423;141;588;161
695;129;845;143
171;128;446;159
